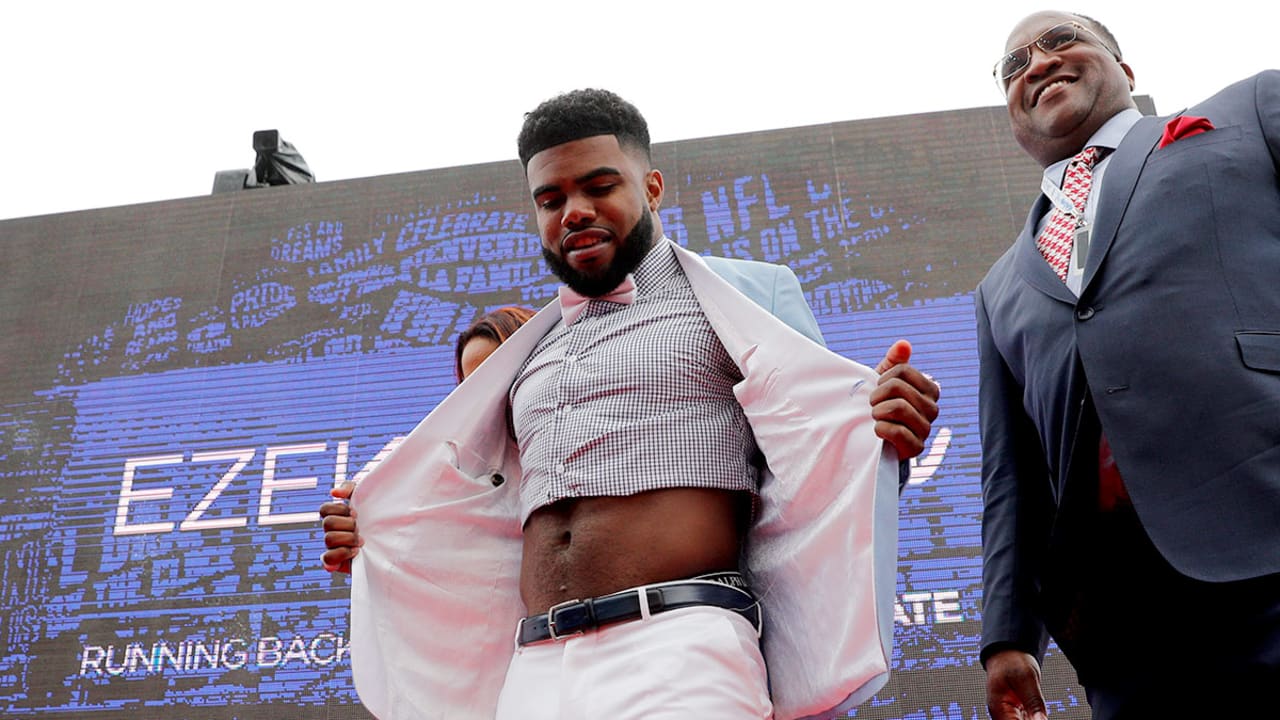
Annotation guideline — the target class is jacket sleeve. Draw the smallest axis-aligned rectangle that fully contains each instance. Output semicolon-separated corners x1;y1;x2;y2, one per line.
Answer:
975;285;1053;664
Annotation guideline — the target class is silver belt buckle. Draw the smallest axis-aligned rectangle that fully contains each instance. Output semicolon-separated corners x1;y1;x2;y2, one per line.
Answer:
546;598;587;641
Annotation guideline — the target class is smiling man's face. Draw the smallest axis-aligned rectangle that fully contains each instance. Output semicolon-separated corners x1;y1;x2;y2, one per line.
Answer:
526;134;663;296
1004;11;1137;167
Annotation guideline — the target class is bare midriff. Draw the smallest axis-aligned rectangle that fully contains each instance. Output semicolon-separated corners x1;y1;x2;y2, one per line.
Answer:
519;487;748;615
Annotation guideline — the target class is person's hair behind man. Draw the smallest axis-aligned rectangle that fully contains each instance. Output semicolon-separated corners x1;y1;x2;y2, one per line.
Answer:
517;88;652;168
453;305;537;381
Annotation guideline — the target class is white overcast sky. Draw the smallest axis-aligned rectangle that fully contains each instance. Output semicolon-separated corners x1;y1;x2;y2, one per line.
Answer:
1;2;1271;221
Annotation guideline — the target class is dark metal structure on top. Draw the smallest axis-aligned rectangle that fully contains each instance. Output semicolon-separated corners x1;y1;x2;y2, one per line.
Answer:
212;129;314;193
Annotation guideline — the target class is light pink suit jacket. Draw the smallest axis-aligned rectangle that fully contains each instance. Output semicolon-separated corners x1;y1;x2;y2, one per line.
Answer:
348;242;899;719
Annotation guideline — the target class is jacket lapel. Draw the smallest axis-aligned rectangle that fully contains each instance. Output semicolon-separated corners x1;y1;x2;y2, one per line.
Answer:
1014;194;1078;304
347;304;565;720
672;243;899;718
1081;115;1164;290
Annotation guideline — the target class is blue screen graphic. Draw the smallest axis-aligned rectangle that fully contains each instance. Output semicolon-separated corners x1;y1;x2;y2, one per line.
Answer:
0;104;1089;718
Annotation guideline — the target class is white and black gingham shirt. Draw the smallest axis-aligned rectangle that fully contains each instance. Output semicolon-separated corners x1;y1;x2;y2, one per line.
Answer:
510;239;759;523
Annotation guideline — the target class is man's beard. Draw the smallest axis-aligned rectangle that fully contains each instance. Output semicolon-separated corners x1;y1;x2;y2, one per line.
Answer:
543;211;655;297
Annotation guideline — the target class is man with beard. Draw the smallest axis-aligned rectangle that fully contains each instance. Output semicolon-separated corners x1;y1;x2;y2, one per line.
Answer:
978;11;1280;719
322;88;939;719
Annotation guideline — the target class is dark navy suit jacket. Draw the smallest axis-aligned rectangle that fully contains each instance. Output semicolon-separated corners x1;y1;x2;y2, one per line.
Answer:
977;71;1280;659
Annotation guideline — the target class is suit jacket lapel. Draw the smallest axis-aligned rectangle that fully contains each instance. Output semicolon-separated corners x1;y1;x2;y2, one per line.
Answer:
1014;194;1078;304
1081;115;1164;290
672;243;899;717
346;304;565;720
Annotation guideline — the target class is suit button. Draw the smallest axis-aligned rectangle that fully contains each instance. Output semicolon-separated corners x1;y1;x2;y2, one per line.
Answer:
1076;307;1095;321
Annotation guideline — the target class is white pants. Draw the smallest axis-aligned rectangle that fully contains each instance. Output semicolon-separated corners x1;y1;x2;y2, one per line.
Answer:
494;605;773;719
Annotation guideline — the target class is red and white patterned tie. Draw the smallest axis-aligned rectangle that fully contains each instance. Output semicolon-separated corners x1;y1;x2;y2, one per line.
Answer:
1037;146;1101;281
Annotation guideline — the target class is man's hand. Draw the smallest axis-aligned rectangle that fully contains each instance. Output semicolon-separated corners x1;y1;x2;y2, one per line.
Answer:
871;339;940;460
986;649;1049;720
320;482;361;574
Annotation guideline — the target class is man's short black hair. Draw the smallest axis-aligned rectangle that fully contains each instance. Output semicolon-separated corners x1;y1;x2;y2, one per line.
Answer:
517;89;651;168
1073;12;1123;59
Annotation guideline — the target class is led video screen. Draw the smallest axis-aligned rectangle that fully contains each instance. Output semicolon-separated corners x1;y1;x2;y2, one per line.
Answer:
2;100;1153;718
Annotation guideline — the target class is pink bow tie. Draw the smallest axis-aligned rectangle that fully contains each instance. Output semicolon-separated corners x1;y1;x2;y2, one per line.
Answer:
558;275;636;325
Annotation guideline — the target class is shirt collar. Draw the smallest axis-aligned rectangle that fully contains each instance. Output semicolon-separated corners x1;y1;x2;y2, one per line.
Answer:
1088;107;1144;151
1042;108;1144;184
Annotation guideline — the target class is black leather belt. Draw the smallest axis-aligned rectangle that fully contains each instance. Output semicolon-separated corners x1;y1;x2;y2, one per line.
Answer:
517;580;760;646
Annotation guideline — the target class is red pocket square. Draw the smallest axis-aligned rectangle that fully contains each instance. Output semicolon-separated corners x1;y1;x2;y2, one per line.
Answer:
1159;115;1215;148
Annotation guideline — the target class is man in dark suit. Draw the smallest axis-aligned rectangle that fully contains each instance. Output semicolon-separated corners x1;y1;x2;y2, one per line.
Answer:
976;10;1280;719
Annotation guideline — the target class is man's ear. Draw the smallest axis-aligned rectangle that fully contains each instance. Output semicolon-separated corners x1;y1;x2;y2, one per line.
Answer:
645;168;664;211
1121;61;1136;91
